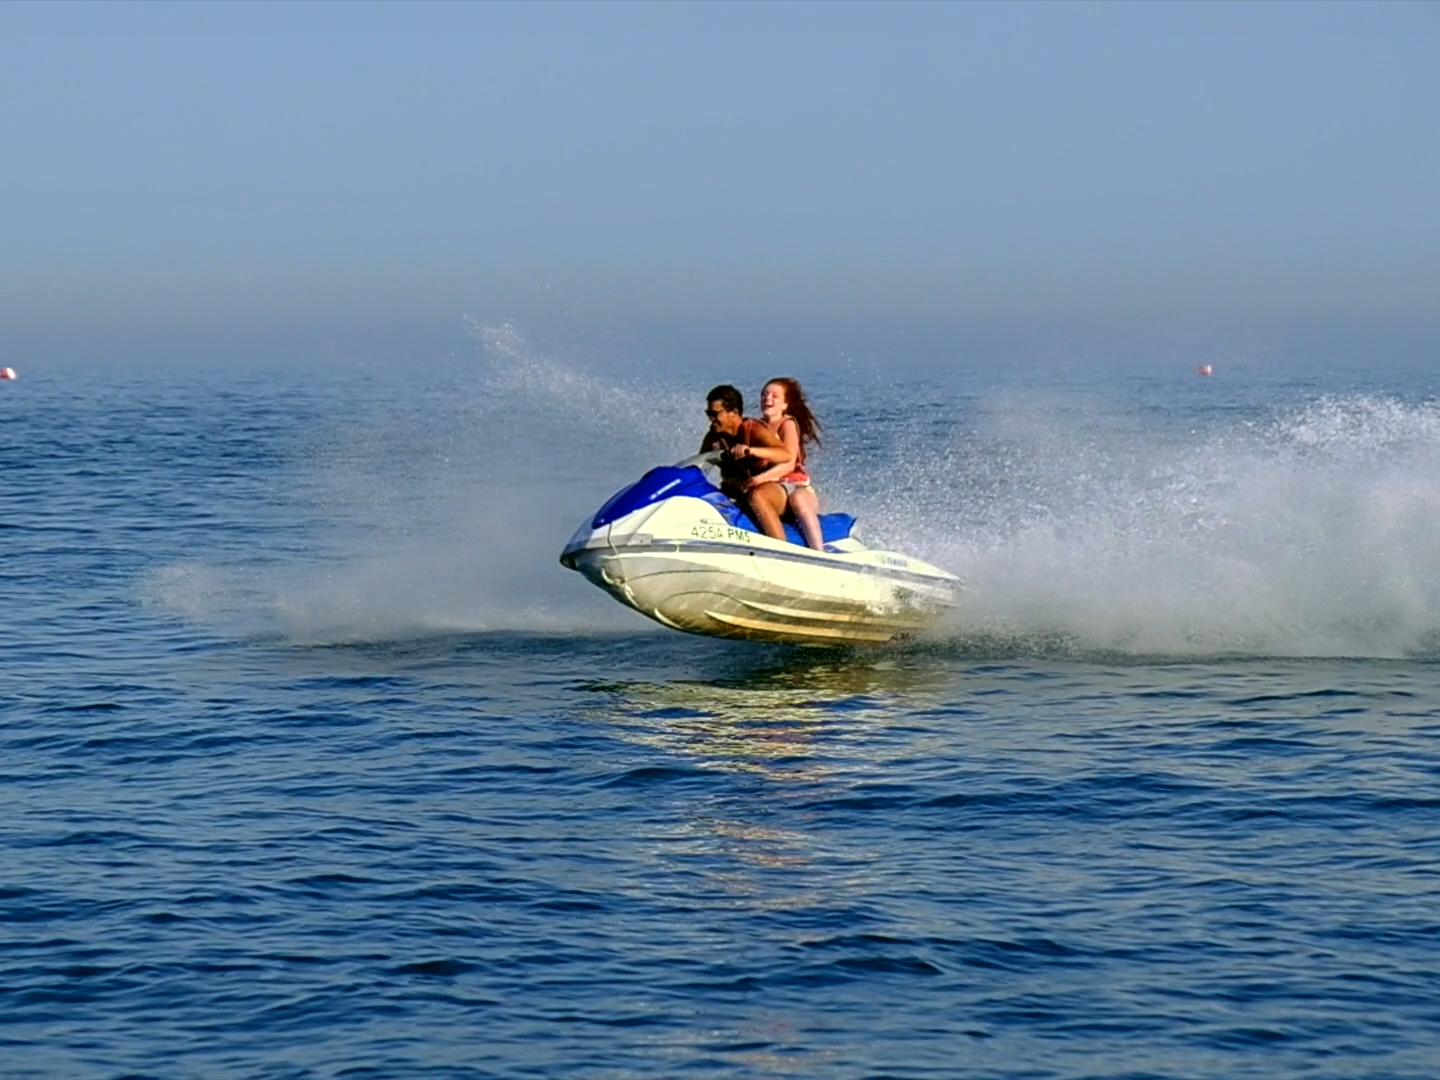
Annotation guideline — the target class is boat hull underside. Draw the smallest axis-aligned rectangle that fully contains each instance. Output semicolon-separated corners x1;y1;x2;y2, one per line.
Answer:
571;546;952;644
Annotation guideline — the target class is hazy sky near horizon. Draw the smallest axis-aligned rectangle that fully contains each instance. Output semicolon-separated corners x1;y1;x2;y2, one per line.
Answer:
3;1;1437;360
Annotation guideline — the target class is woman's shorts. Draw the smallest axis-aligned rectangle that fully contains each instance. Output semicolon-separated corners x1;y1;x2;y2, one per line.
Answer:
779;480;813;497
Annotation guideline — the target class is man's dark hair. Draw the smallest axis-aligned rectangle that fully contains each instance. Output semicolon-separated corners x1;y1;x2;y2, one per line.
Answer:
706;384;743;414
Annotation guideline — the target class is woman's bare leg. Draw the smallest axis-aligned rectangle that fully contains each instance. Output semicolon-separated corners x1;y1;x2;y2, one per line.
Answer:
789;485;824;550
747;483;789;541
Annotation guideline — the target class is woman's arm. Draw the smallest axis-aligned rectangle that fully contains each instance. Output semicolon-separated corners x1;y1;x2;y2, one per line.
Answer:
744;418;801;486
729;422;790;464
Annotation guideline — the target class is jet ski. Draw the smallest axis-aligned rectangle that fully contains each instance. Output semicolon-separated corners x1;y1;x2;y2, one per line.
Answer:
560;454;960;644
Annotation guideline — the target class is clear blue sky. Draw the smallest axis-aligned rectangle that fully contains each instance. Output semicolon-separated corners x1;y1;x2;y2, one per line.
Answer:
3;1;1436;361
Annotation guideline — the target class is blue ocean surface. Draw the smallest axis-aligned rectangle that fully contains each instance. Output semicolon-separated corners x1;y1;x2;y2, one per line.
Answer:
4;330;1440;1079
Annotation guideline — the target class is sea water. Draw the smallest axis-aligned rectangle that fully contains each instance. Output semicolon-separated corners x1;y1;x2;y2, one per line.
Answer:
3;326;1439;1079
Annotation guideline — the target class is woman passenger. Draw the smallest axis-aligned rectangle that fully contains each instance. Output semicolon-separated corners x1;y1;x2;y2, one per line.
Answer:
742;378;825;550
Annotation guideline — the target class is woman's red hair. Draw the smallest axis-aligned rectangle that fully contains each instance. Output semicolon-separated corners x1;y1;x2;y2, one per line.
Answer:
766;378;821;448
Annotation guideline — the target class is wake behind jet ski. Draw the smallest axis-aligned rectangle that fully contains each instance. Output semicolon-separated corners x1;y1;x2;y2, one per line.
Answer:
559;454;960;644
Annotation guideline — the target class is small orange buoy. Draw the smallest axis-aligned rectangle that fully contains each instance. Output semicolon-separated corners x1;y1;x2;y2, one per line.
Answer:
0;367;16;380
1197;364;1213;377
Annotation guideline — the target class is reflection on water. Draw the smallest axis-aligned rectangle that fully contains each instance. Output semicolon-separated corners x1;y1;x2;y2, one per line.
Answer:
579;651;955;778
578;652;957;930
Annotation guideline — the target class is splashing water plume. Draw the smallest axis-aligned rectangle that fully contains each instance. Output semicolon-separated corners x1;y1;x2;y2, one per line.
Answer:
859;394;1440;658
144;327;1440;658
261;323;702;642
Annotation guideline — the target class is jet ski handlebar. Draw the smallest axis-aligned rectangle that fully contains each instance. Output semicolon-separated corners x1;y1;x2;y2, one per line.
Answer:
672;451;725;469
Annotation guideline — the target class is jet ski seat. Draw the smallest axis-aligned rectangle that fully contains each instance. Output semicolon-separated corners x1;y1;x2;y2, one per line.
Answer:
591;465;855;547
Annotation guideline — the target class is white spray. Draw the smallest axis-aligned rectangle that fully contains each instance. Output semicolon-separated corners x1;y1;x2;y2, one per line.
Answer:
149;327;1440;657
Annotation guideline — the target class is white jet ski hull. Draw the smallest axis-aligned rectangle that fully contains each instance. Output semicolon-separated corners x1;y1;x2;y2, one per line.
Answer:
561;478;959;644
